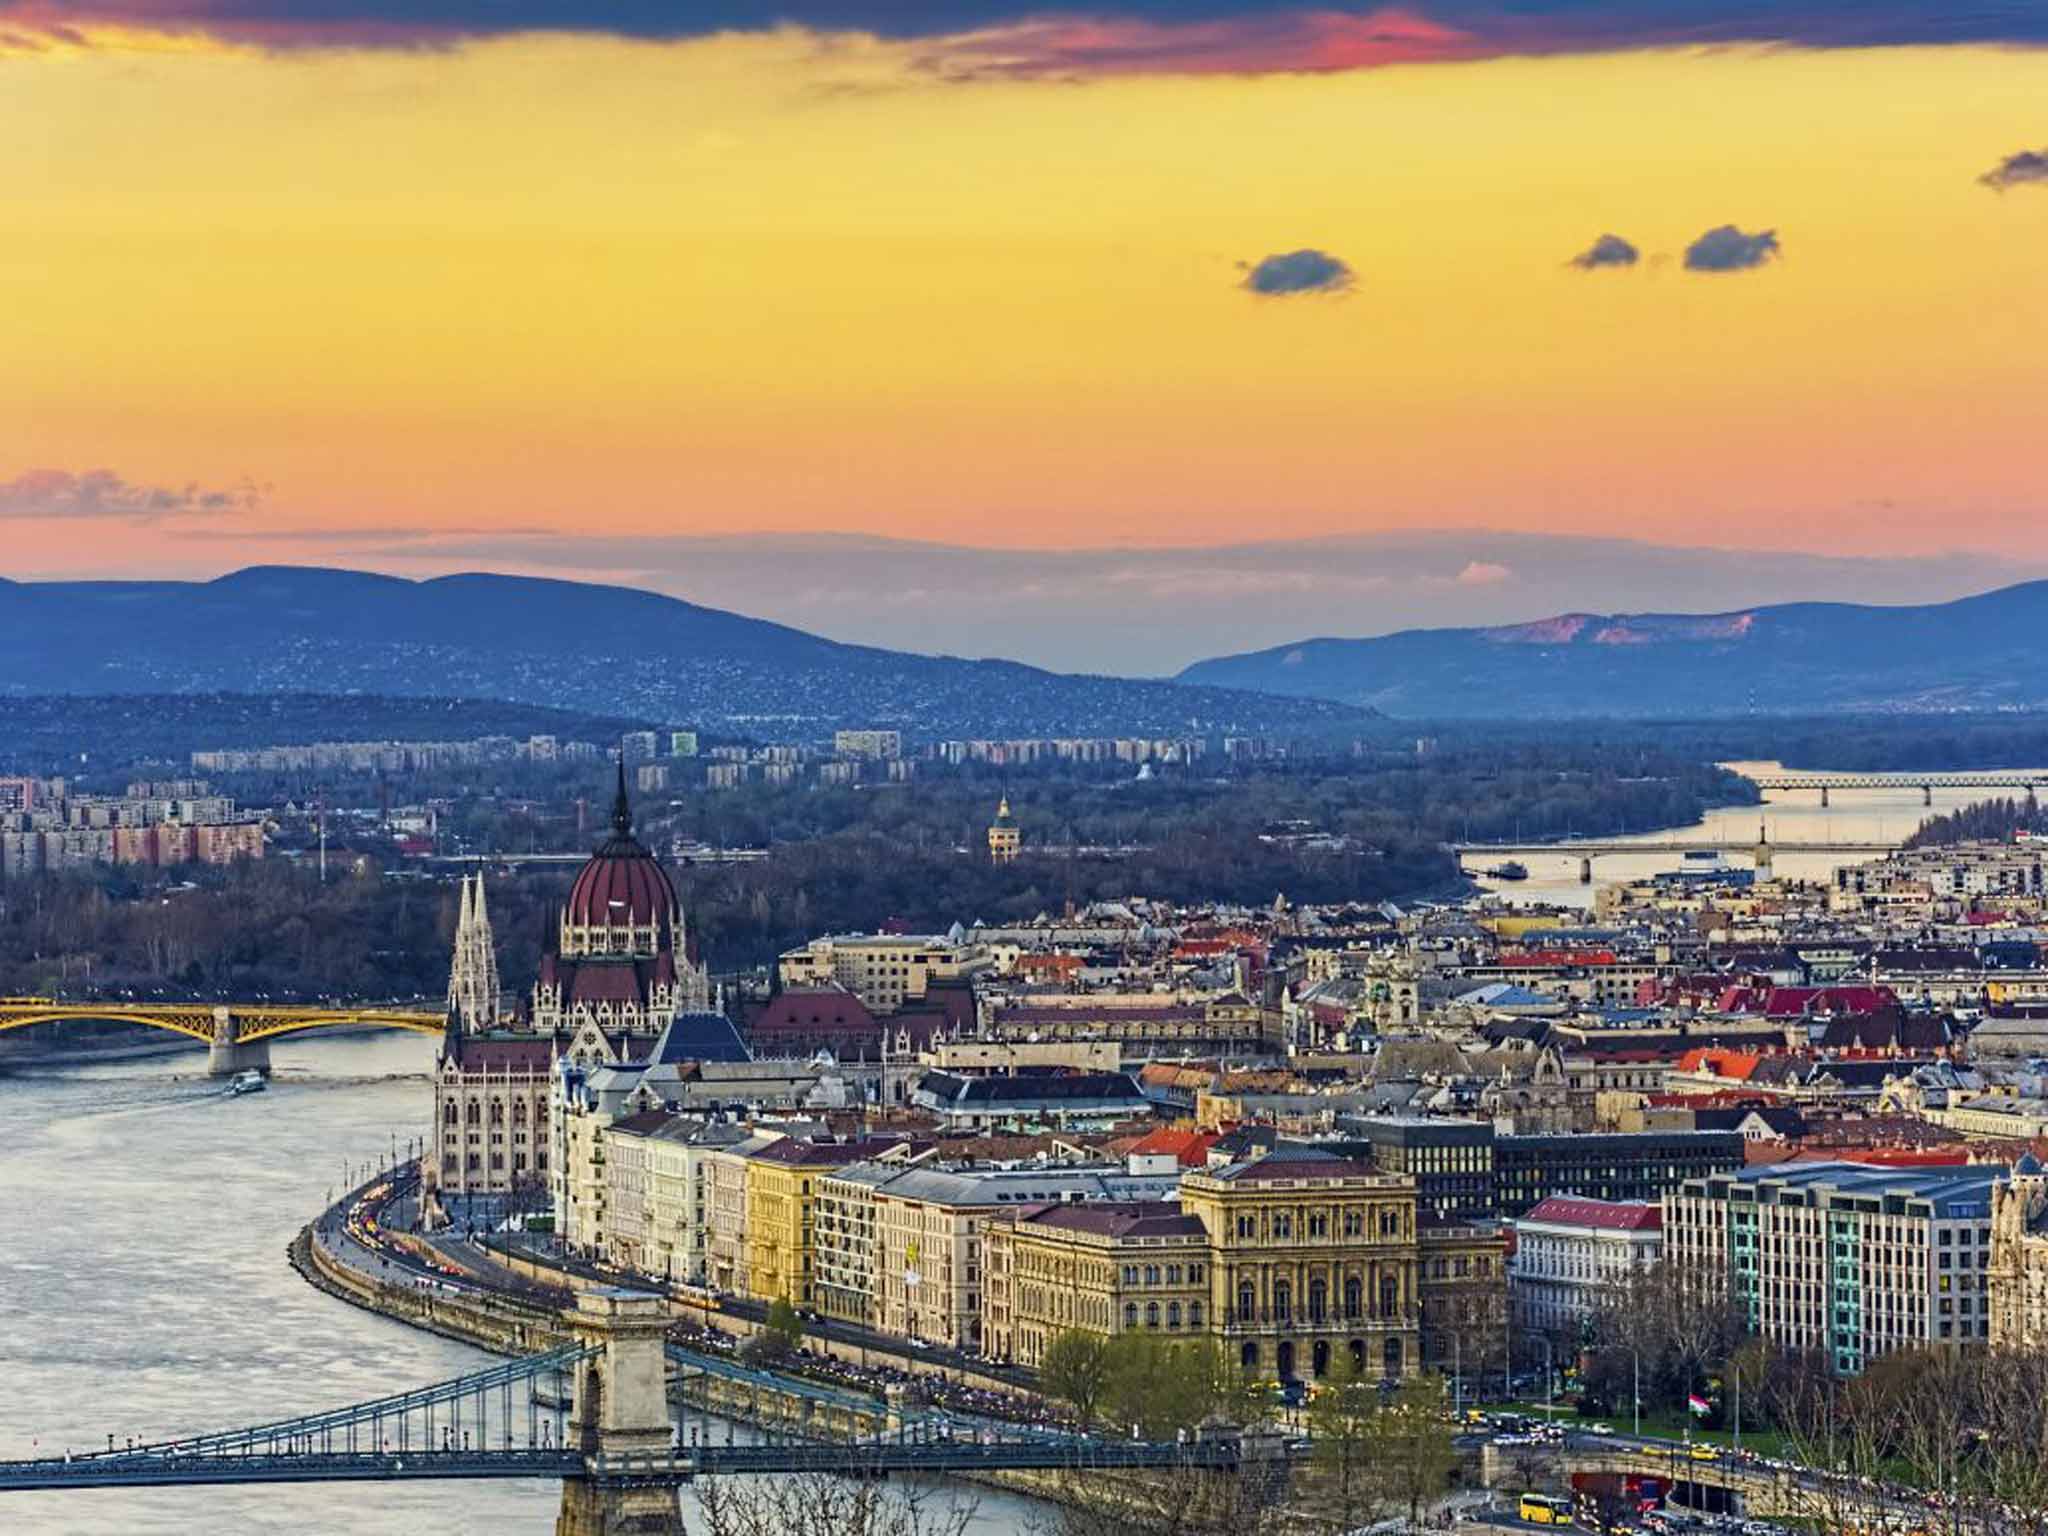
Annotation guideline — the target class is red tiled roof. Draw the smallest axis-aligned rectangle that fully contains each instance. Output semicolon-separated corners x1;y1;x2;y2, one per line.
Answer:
1128;1126;1219;1166
447;1037;553;1072
1018;1200;1206;1240
1520;1196;1662;1232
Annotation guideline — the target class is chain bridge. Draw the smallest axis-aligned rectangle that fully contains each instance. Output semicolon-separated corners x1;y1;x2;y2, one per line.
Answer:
0;1290;1283;1533
0;999;445;1075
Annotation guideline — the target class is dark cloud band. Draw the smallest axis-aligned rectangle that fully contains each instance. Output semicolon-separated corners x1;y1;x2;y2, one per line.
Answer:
6;0;2048;66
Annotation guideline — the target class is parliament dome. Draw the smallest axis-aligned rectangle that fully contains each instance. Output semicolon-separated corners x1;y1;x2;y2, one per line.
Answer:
562;764;679;945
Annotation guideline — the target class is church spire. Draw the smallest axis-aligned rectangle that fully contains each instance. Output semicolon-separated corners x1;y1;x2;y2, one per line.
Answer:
612;755;633;838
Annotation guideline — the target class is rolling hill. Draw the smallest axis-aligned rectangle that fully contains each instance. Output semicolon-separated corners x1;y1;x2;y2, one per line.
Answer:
1177;582;2048;717
0;566;1366;740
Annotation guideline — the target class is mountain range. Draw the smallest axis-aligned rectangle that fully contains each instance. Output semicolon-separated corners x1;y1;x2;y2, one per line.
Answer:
1177;582;2048;717
0;567;1366;740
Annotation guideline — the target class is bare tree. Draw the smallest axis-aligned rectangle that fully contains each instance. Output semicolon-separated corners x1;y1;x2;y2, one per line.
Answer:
696;1466;979;1536
1037;1459;1292;1536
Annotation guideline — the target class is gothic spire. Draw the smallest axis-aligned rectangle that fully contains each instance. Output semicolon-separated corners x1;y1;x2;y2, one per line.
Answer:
612;755;633;838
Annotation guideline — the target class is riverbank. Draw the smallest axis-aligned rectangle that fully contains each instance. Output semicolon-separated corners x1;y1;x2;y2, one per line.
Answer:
0;1035;200;1069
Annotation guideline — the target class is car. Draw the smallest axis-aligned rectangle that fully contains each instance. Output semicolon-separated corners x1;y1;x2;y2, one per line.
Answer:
1585;1423;1614;1435
1691;1445;1720;1461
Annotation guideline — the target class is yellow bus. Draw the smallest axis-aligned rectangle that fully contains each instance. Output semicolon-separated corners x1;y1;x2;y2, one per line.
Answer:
1520;1492;1574;1525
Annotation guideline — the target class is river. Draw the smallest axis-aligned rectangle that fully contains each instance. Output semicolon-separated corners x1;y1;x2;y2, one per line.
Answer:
0;1033;1043;1535
1466;759;2048;910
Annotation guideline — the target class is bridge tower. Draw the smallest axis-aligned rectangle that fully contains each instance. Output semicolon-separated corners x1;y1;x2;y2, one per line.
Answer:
557;1288;683;1536
206;1007;271;1078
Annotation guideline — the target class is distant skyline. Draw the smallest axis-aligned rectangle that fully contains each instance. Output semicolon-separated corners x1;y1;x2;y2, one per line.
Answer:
9;8;2048;598
8;532;2041;675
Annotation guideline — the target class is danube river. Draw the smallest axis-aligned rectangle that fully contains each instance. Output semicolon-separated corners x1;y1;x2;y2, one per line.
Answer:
1468;760;2048;909
0;1033;1037;1535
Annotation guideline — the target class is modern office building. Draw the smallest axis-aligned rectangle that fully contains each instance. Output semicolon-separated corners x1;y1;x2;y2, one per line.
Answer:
1663;1161;2004;1374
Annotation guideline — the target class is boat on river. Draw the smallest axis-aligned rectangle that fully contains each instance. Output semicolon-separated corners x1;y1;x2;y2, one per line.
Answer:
227;1069;267;1096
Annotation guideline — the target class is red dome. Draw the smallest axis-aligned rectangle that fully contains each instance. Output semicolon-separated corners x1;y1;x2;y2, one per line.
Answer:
564;767;679;934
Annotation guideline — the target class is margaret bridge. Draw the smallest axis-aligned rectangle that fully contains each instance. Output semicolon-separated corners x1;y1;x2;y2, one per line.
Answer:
0;1289;1288;1533
0;999;445;1075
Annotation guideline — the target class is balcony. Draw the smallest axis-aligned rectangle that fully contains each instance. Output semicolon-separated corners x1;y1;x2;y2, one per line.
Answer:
1219;1307;1417;1333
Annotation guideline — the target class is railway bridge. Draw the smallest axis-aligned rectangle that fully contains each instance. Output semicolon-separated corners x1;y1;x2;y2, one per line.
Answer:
0;999;445;1075
1451;831;1900;884
1748;770;2048;807
0;1289;1286;1534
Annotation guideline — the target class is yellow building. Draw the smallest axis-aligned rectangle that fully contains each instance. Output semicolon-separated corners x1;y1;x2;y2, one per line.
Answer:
742;1140;878;1307
1001;1200;1211;1368
1180;1142;1424;1383
988;798;1021;864
988;1143;1502;1385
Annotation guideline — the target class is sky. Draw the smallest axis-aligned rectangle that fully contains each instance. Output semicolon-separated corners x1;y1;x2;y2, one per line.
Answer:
8;2;2048;652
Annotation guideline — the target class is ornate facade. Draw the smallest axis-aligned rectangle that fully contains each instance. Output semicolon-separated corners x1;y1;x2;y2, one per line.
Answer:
538;766;712;1064
1989;1154;2048;1349
1181;1142;1424;1382
431;872;551;1200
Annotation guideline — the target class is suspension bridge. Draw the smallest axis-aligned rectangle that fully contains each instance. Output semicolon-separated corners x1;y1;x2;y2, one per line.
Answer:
0;1289;1284;1531
0;999;444;1075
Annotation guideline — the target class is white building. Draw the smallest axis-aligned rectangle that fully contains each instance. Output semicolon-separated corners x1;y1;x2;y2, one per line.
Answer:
1509;1196;1664;1337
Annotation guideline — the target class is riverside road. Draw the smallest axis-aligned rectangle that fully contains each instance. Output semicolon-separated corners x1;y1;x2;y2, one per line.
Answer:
0;1033;1037;1536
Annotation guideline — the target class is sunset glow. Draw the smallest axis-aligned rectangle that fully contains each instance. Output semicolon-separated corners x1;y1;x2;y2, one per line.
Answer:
10;22;2048;577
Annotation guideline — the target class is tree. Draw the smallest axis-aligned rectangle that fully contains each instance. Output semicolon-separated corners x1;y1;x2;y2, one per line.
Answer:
1361;1373;1457;1533
1039;1460;1291;1536
742;1296;804;1366
1305;1347;1383;1530
1100;1336;1245;1441
698;1465;978;1536
1039;1329;1113;1432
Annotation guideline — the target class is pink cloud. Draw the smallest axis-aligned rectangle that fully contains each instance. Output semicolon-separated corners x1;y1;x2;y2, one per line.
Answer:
916;7;1479;78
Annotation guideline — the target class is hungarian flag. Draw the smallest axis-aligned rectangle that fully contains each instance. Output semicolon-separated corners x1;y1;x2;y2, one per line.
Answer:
1687;1393;1711;1416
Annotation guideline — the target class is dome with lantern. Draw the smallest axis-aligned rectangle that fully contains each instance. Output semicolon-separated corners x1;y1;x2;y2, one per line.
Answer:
532;762;712;1052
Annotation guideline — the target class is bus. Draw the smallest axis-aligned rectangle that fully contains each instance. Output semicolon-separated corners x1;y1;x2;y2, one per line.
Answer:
1520;1492;1575;1526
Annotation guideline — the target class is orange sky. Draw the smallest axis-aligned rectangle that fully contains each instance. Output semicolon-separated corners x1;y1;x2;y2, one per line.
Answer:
7;32;2048;576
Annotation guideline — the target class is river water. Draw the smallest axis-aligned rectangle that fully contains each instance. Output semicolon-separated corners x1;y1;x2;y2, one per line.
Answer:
0;1034;1039;1535
1467;760;2048;910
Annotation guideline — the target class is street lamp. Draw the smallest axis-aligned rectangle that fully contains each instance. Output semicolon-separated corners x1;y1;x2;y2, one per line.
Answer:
1529;1334;1555;1423
1607;1343;1642;1438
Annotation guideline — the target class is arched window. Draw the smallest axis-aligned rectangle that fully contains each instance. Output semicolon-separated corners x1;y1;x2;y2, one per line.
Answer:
1379;1275;1400;1318
512;1100;527;1124
1308;1278;1327;1323
1146;1303;1160;1329
489;1100;504;1125
1274;1280;1292;1324
1238;1284;1256;1323
444;1101;459;1125
1167;1302;1181;1328
1344;1276;1362;1318
1125;1303;1138;1329
1189;1302;1203;1328
466;1101;481;1126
